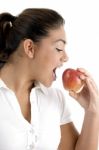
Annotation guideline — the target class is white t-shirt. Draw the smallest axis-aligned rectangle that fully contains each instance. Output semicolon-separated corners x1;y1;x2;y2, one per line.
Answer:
0;79;72;150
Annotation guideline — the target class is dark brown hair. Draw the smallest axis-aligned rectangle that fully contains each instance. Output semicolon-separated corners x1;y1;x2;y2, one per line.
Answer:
0;8;65;64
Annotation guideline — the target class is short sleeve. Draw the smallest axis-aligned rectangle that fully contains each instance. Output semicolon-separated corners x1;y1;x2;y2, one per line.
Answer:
56;89;72;125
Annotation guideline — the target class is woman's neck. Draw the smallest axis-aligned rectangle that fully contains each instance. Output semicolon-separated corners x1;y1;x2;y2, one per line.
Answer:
0;62;35;94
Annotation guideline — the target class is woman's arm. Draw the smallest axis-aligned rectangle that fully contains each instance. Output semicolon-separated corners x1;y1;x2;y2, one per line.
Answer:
59;68;99;150
59;111;99;150
75;110;99;150
58;122;79;150
73;68;99;150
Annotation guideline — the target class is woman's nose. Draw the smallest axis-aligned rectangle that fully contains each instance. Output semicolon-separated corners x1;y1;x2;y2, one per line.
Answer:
61;51;69;62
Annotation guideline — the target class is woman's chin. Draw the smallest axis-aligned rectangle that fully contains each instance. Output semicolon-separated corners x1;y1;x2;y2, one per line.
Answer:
40;75;56;87
41;79;53;88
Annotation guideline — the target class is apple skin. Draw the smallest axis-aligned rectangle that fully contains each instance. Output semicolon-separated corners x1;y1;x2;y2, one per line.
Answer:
62;68;84;93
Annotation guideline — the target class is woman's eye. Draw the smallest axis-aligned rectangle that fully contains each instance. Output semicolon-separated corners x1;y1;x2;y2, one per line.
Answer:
56;48;63;52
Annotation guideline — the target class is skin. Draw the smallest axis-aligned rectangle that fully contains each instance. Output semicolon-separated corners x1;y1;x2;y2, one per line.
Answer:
0;26;99;150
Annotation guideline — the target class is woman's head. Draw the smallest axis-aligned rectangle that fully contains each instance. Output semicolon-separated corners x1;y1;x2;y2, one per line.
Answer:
0;8;68;87
0;8;65;63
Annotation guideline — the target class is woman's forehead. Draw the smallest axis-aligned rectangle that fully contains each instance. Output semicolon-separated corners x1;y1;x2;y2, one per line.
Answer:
48;27;66;40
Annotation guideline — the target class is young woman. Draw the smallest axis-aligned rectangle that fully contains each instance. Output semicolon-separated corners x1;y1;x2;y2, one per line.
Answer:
0;8;99;150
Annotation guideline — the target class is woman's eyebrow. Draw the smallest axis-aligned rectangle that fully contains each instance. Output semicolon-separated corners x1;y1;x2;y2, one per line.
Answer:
54;39;66;44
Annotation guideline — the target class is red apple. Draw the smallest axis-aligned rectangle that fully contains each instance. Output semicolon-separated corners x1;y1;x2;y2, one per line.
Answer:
62;68;84;93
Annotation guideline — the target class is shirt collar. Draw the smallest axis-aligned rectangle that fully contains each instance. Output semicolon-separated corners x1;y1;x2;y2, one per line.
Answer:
34;81;48;95
0;79;8;89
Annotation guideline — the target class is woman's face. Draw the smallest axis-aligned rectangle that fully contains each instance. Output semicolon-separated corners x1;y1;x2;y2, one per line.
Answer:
33;26;68;87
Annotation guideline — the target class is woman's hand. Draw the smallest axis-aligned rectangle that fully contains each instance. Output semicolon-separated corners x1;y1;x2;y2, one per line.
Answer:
69;68;99;113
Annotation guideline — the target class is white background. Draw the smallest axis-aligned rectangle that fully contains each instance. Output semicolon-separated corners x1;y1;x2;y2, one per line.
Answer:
0;0;99;148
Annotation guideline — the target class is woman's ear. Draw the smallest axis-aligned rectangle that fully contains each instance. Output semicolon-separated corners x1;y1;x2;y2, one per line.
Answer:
23;39;35;58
